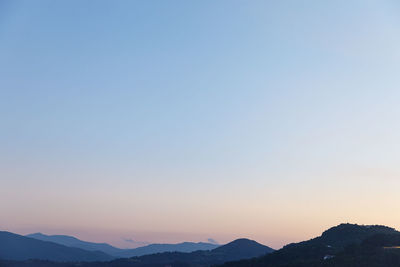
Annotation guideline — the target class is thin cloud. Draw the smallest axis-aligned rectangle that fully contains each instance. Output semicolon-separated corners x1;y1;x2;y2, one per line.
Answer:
207;238;219;245
122;238;150;247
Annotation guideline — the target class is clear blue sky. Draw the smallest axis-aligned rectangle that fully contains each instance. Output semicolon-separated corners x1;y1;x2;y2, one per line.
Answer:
1;0;400;248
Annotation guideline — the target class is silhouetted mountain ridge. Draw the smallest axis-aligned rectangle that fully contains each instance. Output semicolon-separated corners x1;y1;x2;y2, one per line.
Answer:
6;224;398;267
78;238;274;266
221;223;400;267
319;224;397;245
0;231;113;262
26;233;219;258
126;242;219;257
26;233;122;257
0;238;273;266
212;238;274;261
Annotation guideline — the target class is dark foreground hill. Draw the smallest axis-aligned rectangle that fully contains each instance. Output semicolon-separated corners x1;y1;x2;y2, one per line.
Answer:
0;238;273;267
27;233;219;257
0;231;113;262
221;223;400;267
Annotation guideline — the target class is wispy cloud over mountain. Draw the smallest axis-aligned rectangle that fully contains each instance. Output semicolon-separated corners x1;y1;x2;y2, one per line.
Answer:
207;238;219;245
122;238;150;248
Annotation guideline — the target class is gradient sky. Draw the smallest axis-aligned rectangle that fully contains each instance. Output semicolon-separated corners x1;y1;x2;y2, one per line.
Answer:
1;0;400;249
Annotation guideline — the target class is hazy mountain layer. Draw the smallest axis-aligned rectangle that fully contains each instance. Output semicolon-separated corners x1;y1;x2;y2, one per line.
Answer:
0;231;113;262
0;237;273;266
27;233;219;257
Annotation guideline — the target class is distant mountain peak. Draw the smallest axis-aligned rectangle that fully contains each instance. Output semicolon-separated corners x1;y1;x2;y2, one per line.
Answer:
216;238;265;249
229;238;260;243
212;238;274;260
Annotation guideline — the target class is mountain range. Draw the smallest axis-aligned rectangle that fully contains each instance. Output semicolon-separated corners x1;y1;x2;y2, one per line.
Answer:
3;224;400;267
0;231;272;266
0;231;113;262
26;233;218;258
78;238;274;267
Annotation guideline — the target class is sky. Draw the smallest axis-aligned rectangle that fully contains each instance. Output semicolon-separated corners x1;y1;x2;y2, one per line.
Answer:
1;0;400;249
